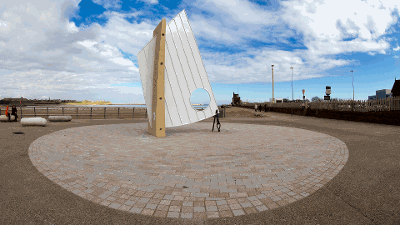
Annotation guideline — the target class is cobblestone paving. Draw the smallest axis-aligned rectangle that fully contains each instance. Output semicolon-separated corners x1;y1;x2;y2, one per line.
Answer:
28;123;349;220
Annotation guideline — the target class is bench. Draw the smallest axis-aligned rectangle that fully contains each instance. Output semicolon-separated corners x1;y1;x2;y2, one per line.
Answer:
0;115;15;121
21;117;47;126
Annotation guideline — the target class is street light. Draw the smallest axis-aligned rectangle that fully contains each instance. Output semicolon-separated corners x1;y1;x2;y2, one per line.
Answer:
350;70;354;101
271;65;275;103
350;70;354;110
290;66;293;116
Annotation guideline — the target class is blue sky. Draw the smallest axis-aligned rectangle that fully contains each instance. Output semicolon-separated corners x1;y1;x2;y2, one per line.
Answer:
1;0;400;105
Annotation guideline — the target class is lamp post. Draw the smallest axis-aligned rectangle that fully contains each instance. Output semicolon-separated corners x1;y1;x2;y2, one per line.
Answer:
350;70;354;110
350;70;354;101
290;67;293;116
271;65;274;103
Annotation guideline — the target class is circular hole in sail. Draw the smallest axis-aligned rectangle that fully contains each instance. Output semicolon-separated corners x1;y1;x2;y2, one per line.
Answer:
190;88;211;111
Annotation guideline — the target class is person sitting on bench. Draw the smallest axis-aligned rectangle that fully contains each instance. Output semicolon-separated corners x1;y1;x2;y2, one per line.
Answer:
11;105;18;122
5;106;10;121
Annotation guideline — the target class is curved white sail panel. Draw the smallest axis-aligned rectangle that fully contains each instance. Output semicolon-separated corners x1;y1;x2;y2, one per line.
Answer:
164;9;218;128
137;36;157;128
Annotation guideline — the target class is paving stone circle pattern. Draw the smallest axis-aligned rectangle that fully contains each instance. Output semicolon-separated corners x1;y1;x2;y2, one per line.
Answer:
29;123;349;220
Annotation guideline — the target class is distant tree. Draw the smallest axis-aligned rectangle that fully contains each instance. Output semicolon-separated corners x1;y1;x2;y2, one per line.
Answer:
311;96;322;102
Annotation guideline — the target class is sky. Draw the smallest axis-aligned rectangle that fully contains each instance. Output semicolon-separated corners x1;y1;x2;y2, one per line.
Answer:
0;0;400;105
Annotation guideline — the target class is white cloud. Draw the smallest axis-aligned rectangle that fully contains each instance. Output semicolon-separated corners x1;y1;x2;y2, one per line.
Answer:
176;0;399;84
394;46;400;51
192;0;280;25
183;0;287;46
92;0;122;10
67;21;79;33
200;46;350;85
92;11;164;63
138;0;159;4
280;0;398;56
77;40;97;48
0;0;144;101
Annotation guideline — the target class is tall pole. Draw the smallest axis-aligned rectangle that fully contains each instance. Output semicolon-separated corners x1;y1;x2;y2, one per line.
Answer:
351;70;354;101
271;65;274;103
351;70;354;111
290;66;293;116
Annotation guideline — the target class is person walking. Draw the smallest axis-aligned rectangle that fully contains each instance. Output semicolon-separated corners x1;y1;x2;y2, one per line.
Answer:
11;105;18;122
264;104;267;112
255;104;258;112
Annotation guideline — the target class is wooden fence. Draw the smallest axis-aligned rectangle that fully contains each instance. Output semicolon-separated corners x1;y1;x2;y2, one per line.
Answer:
263;96;400;112
0;106;225;119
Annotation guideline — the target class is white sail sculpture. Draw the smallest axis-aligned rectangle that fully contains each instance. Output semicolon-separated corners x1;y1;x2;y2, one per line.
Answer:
137;9;218;137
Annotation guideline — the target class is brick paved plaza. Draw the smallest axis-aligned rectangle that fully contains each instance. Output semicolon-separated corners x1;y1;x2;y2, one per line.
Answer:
28;122;348;221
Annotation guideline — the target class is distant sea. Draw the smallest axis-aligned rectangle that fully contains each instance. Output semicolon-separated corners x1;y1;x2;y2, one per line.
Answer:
23;104;212;109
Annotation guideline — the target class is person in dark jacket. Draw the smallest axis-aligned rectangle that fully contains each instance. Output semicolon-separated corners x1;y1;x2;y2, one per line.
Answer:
11;105;18;122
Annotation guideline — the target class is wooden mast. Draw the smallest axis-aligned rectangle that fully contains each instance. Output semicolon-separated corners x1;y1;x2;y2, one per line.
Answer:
148;19;166;137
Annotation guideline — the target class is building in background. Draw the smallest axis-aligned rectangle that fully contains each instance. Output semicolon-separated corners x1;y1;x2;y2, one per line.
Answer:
231;92;241;105
376;89;392;100
270;97;283;103
368;88;392;101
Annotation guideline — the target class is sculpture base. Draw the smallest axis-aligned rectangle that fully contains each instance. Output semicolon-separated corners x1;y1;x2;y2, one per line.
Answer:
28;122;348;219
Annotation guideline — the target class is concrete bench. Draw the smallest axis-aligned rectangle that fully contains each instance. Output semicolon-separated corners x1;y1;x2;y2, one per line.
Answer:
0;115;15;121
21;117;47;126
48;116;72;122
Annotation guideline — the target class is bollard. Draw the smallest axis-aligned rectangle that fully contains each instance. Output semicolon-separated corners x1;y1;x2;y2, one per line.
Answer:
133;107;134;119
47;107;49;119
104;107;106;119
145;108;147;118
34;107;36;117
76;107;78;119
20;106;23;119
90;107;92;120
118;107;120;119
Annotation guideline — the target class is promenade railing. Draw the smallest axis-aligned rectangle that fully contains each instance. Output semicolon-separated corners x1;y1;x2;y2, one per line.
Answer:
0;106;226;119
0;107;147;119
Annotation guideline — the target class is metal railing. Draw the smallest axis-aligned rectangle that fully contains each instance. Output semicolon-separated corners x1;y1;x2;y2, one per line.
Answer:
0;107;147;119
0;106;226;119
